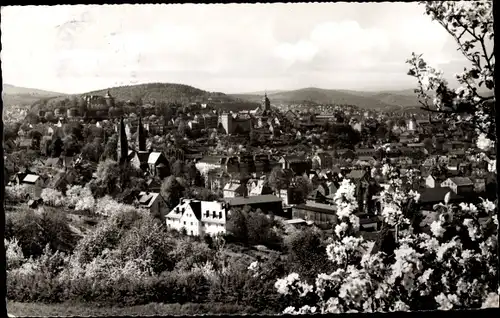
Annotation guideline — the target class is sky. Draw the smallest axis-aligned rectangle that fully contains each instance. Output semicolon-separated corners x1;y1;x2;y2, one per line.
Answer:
1;3;474;94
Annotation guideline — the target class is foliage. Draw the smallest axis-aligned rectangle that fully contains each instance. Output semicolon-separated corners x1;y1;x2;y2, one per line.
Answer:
226;208;283;248
5;184;30;203
160;176;186;209
5;207;79;258
272;164;498;314
406;0;495;169
268;166;290;192
41;188;65;207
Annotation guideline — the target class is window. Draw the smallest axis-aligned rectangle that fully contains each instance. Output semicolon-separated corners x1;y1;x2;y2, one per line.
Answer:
219;211;223;219
190;222;193;226
183;221;186;225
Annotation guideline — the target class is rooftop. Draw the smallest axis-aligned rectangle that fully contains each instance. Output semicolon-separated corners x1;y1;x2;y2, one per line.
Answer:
226;194;282;206
22;174;40;183
448;177;473;186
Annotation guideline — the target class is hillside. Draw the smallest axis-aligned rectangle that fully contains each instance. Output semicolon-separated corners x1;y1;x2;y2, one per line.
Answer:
2;84;65;107
34;82;260;112
83;83;238;104
231;87;421;110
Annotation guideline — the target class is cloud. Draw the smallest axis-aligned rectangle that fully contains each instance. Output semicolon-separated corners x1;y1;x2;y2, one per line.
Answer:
1;3;477;93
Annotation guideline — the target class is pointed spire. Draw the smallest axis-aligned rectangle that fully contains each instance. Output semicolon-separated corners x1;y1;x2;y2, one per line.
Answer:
118;117;128;164
137;116;146;152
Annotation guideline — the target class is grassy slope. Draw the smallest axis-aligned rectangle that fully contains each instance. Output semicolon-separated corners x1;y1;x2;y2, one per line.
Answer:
3;84;65;107
8;301;278;316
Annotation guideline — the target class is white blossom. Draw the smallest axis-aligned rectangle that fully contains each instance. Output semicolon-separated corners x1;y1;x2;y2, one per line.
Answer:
477;133;494;151
430;220;446;238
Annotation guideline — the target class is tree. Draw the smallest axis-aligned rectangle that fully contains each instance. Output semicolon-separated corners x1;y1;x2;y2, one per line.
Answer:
294;176;313;203
406;1;495;167
268;166;290;193
101;134;118;162
225;208;248;243
81;141;105;163
285;229;332;283
160;176;185;209
177;120;187;136
184;162;198;186
172;160;184;178
50;137;63;158
270;2;499;307
62;135;80;157
422;137;434;153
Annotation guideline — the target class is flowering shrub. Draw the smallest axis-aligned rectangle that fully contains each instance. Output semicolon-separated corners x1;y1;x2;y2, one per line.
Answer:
5;184;29;203
94;195;138;216
5;238;26;270
41;188;65;207
406;1;495;167
272;161;498;313
66;185;96;212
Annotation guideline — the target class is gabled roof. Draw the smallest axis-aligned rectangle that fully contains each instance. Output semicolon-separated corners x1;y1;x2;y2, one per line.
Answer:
346;169;367;180
147;152;163;165
293;202;337;215
46;157;62;167
224;182;243;192
281;155;307;163
418;187;463;204
199;156;225;164
138;191;160;208
135;151;150;164
448;177;473;186
358;156;375;162
188;201;202;220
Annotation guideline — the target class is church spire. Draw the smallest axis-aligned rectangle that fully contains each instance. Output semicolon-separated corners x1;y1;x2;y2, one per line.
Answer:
137;116;146;152
118;117;128;164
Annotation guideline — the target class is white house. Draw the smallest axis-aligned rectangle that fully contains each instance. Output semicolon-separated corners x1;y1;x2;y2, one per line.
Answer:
165;198;227;237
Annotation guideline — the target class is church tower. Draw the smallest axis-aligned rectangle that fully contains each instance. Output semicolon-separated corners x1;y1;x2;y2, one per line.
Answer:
261;92;271;112
117;117;129;164
137;117;146;152
105;90;115;108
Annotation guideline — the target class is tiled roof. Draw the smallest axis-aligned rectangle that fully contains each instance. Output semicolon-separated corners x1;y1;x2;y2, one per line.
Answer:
199;156;224;164
418;187;463;204
226;194;282;206
449;177;473;186
293;203;337;215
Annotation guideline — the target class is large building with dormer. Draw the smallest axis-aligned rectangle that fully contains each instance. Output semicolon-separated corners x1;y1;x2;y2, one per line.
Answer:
165;198;228;237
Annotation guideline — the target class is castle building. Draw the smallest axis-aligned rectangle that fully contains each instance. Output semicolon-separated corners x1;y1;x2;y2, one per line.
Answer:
105;90;115;108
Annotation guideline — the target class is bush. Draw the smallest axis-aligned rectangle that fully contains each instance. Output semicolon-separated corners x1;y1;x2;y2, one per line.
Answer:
5;207;78;258
5;184;29;203
41;188;64;207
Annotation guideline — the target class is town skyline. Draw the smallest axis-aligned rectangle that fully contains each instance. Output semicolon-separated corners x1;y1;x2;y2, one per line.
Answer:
2;3;477;95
